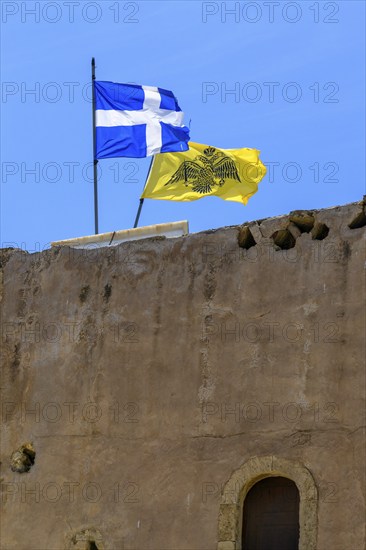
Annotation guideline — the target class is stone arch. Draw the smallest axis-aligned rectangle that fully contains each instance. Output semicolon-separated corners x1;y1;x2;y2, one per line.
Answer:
217;455;318;550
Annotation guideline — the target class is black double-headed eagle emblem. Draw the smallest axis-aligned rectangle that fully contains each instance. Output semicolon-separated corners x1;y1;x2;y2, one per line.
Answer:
164;146;241;194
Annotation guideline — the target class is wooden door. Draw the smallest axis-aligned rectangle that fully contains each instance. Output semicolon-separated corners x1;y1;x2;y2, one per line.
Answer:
242;476;300;550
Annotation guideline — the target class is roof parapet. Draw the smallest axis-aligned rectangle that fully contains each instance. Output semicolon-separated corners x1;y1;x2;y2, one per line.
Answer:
51;221;189;249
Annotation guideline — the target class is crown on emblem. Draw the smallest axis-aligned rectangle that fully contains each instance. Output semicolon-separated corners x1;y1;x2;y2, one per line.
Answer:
203;146;216;157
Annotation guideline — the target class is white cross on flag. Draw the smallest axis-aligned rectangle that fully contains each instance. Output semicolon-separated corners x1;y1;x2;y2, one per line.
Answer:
94;81;190;159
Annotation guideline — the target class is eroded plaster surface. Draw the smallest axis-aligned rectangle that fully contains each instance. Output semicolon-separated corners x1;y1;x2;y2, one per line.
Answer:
1;200;365;549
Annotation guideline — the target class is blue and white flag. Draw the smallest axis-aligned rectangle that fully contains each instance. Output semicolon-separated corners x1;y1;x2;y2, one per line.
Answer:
94;81;190;159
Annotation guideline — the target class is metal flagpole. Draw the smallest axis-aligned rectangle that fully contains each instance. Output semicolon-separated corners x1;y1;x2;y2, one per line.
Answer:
91;57;99;234
133;199;144;229
133;156;154;228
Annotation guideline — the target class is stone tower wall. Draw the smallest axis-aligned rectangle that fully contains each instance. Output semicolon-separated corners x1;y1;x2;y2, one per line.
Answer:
1;200;365;550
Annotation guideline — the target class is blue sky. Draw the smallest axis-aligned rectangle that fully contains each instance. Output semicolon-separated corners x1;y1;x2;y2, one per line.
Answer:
1;1;365;251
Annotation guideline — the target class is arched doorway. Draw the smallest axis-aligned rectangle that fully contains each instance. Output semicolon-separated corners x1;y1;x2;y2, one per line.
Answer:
217;456;318;550
242;476;300;550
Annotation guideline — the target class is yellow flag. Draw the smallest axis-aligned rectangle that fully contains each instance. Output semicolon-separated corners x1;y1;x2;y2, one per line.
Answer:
141;142;266;204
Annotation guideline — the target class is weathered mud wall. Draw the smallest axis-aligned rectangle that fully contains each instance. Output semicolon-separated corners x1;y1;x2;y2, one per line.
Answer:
1;200;365;550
